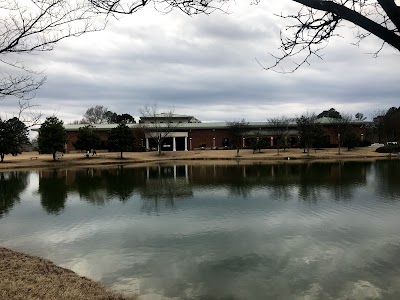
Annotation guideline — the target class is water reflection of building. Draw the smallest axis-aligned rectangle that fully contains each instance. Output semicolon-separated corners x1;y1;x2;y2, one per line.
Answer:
34;162;372;214
141;165;192;200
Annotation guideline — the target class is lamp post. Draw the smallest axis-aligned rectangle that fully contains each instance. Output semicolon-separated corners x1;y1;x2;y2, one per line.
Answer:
189;137;192;151
213;137;216;149
338;133;341;154
242;137;245;148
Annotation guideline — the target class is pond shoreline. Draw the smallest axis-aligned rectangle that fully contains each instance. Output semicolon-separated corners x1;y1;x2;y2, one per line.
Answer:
0;147;397;171
0;247;137;300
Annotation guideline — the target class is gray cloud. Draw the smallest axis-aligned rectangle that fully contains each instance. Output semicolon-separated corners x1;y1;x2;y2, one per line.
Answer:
2;1;399;123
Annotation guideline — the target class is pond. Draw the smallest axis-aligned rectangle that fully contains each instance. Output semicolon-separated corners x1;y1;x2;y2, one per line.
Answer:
1;160;400;299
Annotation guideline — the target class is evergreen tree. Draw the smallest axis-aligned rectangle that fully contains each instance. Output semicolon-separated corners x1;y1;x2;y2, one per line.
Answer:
107;123;135;158
73;125;101;153
0;117;29;162
343;127;360;150
38;117;67;160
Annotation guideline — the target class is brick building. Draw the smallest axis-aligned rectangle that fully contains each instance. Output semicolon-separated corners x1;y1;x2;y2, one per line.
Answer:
64;114;368;152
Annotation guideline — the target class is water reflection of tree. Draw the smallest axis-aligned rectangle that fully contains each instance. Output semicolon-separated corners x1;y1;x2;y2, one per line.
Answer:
104;167;139;202
298;162;371;202
188;162;370;203
140;177;193;213
69;167;145;204
73;169;108;205
0;171;29;218
373;160;400;199
38;169;68;214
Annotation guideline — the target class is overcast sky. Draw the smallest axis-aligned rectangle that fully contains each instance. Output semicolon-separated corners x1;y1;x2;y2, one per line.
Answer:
2;1;400;123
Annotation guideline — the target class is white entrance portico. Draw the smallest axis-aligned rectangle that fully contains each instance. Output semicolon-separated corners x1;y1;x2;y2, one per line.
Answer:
145;132;188;151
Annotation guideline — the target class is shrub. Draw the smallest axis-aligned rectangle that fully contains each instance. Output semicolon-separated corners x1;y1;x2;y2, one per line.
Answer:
376;145;400;153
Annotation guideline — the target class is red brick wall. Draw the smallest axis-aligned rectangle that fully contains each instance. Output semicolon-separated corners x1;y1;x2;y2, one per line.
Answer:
323;124;366;144
188;129;233;149
65;124;367;152
66;130;112;152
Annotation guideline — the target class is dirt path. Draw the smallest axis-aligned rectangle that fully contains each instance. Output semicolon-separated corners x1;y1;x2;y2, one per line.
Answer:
0;147;395;171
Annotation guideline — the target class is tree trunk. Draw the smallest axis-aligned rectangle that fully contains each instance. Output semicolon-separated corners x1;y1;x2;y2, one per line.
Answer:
120;151;123;159
52;151;56;161
0;153;4;162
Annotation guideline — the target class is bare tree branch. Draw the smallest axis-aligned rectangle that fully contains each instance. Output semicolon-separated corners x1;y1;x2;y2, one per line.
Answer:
0;0;106;100
139;104;179;156
17;100;43;128
88;0;229;15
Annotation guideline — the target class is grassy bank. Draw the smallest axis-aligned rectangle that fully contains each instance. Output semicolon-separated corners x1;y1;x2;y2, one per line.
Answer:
0;147;397;171
0;247;136;300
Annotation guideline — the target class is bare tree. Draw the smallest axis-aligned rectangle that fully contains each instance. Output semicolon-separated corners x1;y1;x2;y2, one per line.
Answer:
1;0;105;100
17;100;43;128
329;113;352;154
139;104;178;156
227;119;249;156
69;119;88;125
0;99;42;128
355;112;367;121
268;116;290;155
296;113;317;155
83;105;110;124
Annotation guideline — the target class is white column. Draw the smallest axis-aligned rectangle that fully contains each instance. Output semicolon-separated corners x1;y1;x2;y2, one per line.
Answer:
184;137;188;151
242;138;245;148
173;137;176;151
146;138;149;150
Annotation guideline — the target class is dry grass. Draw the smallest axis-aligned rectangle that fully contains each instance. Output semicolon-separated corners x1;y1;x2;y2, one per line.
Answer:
0;147;396;171
0;247;137;300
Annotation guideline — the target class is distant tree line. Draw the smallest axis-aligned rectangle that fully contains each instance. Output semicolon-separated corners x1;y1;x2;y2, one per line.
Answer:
371;107;400;143
36;117;136;160
2;106;399;162
296;110;361;155
71;105;136;125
